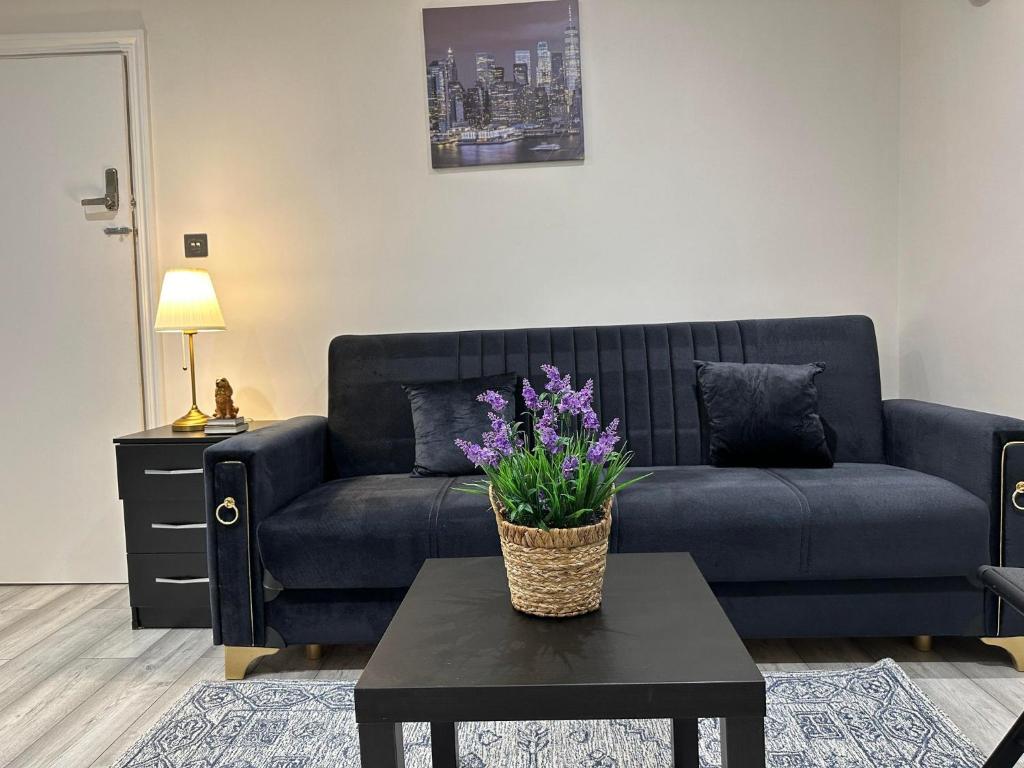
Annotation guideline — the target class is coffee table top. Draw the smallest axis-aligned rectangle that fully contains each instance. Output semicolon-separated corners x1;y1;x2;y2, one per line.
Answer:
355;553;764;723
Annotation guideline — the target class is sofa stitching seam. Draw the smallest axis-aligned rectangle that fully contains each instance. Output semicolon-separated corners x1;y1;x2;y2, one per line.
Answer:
570;326;578;388
547;327;554;373
456;332;463;379
597;327;607;435
429;477;455;559
642;325;654;464
666;325;678;466
764;468;812;576
618;326;628;457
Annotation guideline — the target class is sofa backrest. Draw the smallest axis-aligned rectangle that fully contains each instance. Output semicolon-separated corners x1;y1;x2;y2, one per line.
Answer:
327;314;885;477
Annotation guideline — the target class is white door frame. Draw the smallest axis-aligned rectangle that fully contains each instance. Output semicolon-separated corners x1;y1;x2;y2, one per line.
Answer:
0;30;161;427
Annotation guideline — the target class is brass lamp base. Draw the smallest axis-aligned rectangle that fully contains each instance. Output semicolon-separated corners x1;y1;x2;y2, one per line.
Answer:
172;405;210;432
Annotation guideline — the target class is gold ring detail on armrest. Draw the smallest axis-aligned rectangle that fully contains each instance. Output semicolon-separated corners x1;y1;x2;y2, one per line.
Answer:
215;497;239;526
1013;482;1024;512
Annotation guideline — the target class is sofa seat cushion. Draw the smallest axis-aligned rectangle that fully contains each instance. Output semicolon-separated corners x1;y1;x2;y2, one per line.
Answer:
257;474;499;590
613;463;989;582
258;463;990;590
770;464;989;581
611;466;809;582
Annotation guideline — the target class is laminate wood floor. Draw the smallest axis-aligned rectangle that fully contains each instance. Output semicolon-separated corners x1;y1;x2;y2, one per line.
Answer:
0;584;1020;767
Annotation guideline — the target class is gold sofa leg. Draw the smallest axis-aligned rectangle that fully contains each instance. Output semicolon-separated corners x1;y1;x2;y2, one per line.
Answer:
912;635;933;653
982;637;1024;672
225;646;280;680
305;643;323;661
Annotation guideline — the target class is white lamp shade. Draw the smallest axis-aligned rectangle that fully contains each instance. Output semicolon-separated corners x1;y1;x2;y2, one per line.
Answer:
154;268;226;332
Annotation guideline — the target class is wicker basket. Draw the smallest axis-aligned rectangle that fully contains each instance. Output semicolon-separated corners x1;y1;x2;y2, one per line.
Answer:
489;484;613;618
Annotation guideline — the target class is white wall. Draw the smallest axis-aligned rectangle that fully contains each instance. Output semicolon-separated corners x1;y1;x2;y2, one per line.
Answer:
0;0;902;425
899;0;1024;416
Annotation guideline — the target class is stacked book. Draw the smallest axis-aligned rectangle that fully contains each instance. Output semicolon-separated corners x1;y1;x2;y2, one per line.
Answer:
205;417;249;435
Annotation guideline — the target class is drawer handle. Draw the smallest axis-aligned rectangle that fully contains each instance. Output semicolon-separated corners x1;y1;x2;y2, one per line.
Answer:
215;497;239;526
151;522;207;530
1013;482;1024;511
154;576;210;585
144;468;203;475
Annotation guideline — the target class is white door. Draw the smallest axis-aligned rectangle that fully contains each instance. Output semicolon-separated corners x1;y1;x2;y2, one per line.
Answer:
0;53;145;582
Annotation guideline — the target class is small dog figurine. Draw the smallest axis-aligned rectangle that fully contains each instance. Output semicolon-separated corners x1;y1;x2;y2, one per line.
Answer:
213;378;240;419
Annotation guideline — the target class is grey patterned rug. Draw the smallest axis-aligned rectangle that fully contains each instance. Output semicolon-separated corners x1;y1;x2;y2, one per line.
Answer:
114;659;984;767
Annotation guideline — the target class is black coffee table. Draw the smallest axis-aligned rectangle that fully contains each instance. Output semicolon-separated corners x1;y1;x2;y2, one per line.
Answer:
355;553;766;767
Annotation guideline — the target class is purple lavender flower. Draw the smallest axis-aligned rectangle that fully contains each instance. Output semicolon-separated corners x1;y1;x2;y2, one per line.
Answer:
477;389;508;413
576;379;594;410
562;454;580;479
601;417;621;447
522;379;541;411
541;364;572;394
538;401;556;428
488;413;506;434
455;438;499;467
538;425;561;454
558;378;595;415
605;417;620;436
483;430;514;457
455;364;648;517
535;402;561;453
585;418;621;464
482;413;514;457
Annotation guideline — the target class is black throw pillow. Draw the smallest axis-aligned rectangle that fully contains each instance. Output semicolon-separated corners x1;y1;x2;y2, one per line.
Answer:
402;373;518;477
696;361;833;468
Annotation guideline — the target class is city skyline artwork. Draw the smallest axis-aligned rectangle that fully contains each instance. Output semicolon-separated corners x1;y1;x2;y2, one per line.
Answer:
423;0;585;168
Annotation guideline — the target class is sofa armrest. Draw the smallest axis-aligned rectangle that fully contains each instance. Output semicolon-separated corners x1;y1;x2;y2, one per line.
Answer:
204;416;328;646
884;398;1024;626
883;399;1024;509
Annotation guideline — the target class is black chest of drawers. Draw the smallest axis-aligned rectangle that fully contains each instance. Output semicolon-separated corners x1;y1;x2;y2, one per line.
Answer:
113;422;274;628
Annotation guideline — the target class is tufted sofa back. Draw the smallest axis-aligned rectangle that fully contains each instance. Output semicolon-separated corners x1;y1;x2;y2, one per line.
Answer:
327;315;884;477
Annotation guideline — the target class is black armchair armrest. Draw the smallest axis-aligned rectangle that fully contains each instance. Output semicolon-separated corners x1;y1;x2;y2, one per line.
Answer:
204;416;328;646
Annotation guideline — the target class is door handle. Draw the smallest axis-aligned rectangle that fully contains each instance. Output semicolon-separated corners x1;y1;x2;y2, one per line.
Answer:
81;168;119;212
144;468;203;475
154;576;210;585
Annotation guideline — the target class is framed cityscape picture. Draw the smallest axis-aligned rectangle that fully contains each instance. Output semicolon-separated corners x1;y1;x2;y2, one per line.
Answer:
423;0;584;169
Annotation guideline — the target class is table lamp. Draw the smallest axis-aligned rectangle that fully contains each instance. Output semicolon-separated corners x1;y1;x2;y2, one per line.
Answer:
154;268;226;431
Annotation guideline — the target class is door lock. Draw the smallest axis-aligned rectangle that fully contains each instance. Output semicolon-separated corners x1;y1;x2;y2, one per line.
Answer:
81;168;119;212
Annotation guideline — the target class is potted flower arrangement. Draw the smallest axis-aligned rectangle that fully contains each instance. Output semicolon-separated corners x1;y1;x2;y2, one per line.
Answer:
456;365;650;617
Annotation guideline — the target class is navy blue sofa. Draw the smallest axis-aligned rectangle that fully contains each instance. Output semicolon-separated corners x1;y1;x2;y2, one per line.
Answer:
205;315;1024;668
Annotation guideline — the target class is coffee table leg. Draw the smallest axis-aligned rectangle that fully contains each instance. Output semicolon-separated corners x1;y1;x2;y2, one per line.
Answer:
430;721;458;767
671;718;699;768
358;722;405;768
720;717;765;768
